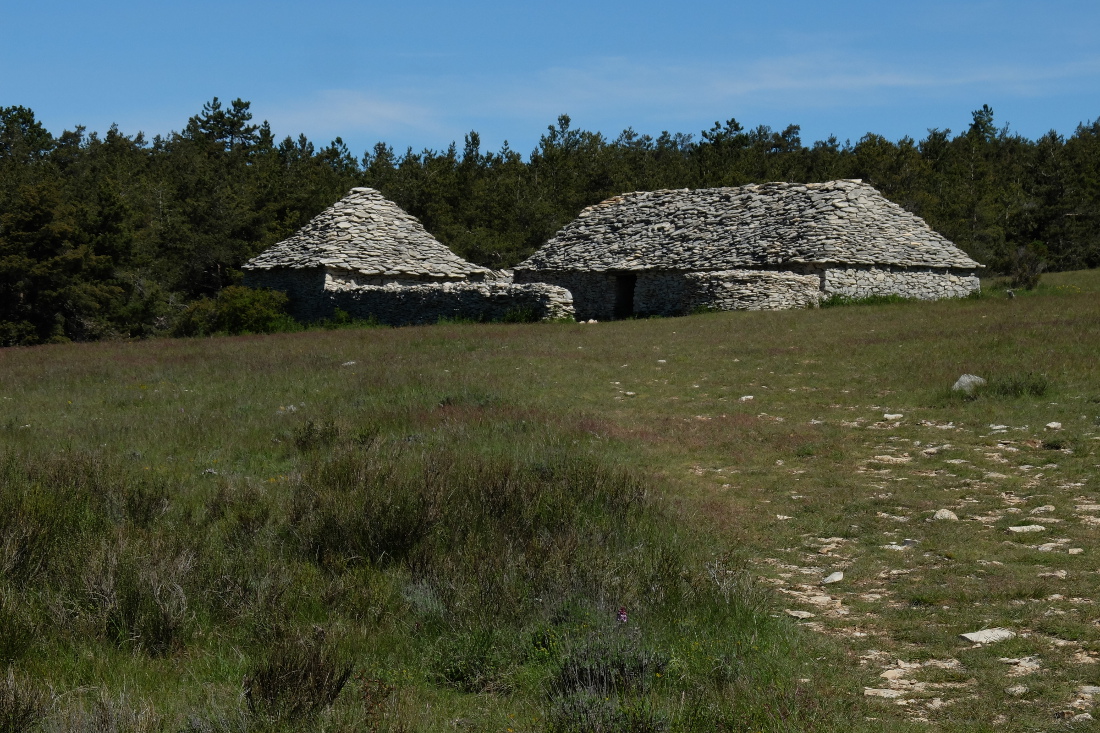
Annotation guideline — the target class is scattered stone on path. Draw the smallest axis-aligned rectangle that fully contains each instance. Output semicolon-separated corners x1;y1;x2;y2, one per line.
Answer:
961;628;1016;644
1007;525;1047;533
864;688;905;699
1000;656;1041;676
1079;686;1100;695
952;374;986;393
871;454;911;464
822;571;844;585
786;609;816;619
1031;505;1057;514
933;509;959;521
1038;570;1068;579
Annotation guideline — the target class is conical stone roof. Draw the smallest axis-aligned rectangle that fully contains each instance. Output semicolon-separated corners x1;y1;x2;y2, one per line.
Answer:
515;180;981;272
243;188;489;279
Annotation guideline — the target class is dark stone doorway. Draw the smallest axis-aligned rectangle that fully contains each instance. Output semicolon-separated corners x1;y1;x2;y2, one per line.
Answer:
613;273;636;319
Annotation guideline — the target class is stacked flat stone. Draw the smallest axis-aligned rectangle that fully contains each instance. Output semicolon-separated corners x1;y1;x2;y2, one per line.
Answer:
331;282;575;326
243;187;489;280
515;180;980;272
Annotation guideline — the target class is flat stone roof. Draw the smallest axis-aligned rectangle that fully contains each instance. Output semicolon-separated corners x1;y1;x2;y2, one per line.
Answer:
515;180;981;272
243;188;489;279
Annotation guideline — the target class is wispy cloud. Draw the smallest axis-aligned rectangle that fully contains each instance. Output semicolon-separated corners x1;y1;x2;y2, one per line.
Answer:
262;90;446;146
491;52;1100;119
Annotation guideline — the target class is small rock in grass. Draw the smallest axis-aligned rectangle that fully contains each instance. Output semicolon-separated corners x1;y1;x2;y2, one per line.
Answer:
961;628;1015;643
1007;525;1047;533
1074;713;1095;722
1079;685;1100;695
776;514;793;520
1030;505;1057;514
1046;421;1063;430
999;656;1041;674
739;395;754;402
623;391;636;397
1069;548;1084;555
864;688;904;699
883;413;903;420
952;374;986;393
1005;685;1028;696
822;571;844;585
1038;570;1067;579
786;609;815;619
933;509;959;521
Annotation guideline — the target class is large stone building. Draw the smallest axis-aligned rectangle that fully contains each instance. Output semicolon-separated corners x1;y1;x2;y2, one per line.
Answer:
243;188;573;324
513;180;982;321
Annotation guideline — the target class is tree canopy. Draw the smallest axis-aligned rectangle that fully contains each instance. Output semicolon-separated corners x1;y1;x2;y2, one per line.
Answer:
1;100;1098;344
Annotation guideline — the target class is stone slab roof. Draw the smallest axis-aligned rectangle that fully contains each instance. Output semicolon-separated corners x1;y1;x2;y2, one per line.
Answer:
515;180;981;272
243;188;489;279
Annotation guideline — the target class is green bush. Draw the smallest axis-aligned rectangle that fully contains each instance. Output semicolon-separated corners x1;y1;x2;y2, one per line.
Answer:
0;668;48;733
172;286;297;337
244;630;352;722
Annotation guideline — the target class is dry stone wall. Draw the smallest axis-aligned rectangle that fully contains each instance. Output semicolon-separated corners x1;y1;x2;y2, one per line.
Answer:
813;265;980;300
513;270;618;321
330;282;574;325
247;267;570;325
636;270;822;315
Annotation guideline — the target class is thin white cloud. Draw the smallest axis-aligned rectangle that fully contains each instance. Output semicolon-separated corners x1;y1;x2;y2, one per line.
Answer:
505;52;1100;118
262;90;446;146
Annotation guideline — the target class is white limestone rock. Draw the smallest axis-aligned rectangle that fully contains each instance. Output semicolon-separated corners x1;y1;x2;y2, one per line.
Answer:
952;374;987;393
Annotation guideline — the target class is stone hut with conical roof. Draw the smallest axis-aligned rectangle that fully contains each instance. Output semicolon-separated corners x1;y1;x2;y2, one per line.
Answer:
513;180;982;321
244;188;572;324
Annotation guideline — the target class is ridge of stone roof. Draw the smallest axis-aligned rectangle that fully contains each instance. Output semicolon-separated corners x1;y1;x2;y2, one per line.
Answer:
514;180;982;272
243;187;489;278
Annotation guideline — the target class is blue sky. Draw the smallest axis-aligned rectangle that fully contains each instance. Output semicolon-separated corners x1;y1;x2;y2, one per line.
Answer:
3;0;1098;159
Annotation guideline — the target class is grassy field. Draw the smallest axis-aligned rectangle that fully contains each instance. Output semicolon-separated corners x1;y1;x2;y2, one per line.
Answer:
1;270;1099;732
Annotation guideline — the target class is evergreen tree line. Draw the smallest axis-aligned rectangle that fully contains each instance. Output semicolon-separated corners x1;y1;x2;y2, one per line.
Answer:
1;98;1098;345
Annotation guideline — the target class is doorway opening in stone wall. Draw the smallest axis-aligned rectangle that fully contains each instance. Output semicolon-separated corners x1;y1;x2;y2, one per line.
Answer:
613;273;637;319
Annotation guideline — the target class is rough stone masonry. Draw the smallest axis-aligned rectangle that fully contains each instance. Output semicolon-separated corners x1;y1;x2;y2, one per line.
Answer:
513;180;982;321
243;188;574;324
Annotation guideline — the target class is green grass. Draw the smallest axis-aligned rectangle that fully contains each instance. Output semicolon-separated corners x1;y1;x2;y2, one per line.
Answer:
2;269;1100;731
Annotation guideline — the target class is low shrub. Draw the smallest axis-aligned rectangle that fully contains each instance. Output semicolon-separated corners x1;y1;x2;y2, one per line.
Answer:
41;691;165;733
172;286;297;337
547;693;668;733
986;372;1050;398
549;630;669;697
0;595;34;665
938;371;1052;404
0;668;48;733
81;539;195;656
1010;243;1046;290
432;628;517;693
244;629;352;722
